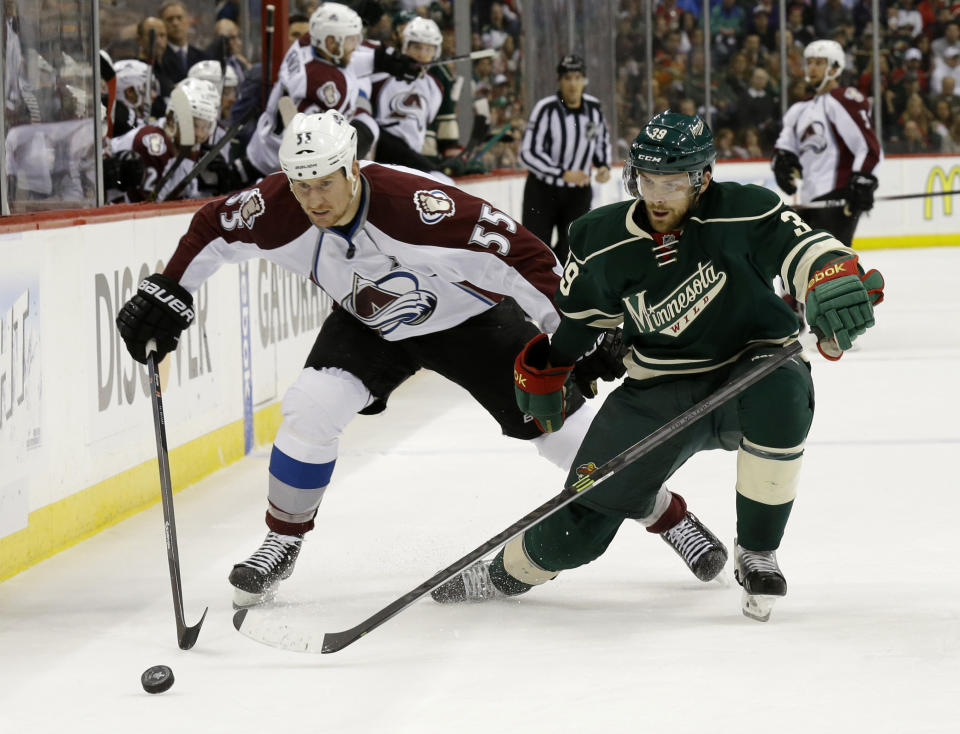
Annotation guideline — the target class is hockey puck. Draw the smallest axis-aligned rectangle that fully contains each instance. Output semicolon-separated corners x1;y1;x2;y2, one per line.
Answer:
141;665;174;694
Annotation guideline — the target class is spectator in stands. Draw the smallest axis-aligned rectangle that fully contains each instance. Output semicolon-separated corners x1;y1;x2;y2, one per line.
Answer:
899;91;937;144
931;46;960;96
931;21;960;63
893;47;929;93
654;31;687;94
750;6;777;53
736;67;779;149
207;18;250;85
816;0;853;39
739;126;764;157
891;0;925;40
229;14;311;151
785;3;814;47
714;126;742;159
135;16;172;117
741;33;767;71
656;0;684;31
157;2;210;85
931;96;957;148
889;118;931;151
710;0;746;62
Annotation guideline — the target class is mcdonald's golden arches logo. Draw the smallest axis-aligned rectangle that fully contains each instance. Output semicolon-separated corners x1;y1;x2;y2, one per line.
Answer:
924;165;960;220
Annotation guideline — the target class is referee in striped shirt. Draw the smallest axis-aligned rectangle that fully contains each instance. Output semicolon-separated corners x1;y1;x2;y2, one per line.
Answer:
519;54;611;264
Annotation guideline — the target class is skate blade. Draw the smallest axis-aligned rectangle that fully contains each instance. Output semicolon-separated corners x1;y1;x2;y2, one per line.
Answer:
232;585;278;610
741;591;779;622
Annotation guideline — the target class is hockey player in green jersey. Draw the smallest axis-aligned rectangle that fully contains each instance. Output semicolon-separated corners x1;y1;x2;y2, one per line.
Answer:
432;111;885;621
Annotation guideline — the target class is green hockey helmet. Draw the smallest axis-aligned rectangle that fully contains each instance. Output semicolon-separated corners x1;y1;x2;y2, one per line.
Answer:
623;111;717;199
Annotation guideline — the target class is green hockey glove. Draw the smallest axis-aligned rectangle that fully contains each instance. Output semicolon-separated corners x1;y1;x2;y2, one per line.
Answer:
514;333;574;433
805;255;885;360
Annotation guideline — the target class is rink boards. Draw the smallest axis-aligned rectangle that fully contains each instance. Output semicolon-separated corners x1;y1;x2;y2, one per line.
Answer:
1;154;957;581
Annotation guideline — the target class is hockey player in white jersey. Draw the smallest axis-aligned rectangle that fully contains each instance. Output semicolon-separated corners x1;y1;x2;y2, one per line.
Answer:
772;40;883;246
187;59;239;124
239;2;379;185
371;16;446;173
115;110;727;608
110;77;220;201
112;59;154;132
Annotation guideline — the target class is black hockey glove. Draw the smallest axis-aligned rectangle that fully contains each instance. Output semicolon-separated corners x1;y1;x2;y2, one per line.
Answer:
571;329;628;398
845;172;879;213
354;0;386;28
103;151;145;193
116;273;195;365
199;155;243;195
771;149;802;195
373;45;420;82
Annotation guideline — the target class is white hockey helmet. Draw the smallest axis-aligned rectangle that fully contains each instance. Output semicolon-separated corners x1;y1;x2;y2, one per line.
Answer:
401;17;442;60
114;59;152;112
804;40;845;89
166;77;221;146
279;110;358;182
309;2;363;64
187;59;239;95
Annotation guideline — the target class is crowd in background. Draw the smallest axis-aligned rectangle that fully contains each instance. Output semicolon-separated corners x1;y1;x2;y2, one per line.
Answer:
4;0;960;212
617;0;960;159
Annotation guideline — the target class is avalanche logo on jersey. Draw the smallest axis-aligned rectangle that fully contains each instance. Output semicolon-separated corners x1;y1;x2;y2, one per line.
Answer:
143;132;166;156
319;81;341;108
624;260;726;337
219;188;266;230
346;271;438;335
799;121;828;155
388;92;427;130
414;189;455;224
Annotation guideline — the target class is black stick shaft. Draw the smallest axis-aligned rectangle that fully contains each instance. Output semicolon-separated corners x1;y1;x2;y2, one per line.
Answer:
795;188;960;210
149;151;187;202
263;5;276;109
146;342;207;649
319;341;804;653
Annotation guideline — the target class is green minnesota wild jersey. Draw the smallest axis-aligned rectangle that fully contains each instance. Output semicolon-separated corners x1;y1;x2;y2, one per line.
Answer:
552;181;853;381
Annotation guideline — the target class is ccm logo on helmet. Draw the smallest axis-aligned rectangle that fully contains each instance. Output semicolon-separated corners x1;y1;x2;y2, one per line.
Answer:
635;154;663;162
139;280;196;321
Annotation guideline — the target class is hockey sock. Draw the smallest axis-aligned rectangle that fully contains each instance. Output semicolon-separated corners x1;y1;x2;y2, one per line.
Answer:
735;492;793;551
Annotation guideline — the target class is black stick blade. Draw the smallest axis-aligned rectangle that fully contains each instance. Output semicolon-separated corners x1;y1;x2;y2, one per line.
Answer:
177;607;208;650
321;627;366;654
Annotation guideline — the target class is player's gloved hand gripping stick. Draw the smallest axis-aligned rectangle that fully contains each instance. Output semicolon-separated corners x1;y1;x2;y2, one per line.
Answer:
513;333;575;432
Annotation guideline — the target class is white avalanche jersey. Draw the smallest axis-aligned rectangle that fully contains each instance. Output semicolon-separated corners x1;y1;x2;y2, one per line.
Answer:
165;162;563;339
774;86;882;203
246;36;375;175
371;70;443;152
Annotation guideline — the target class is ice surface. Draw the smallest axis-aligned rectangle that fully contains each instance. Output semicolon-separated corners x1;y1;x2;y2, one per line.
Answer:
1;248;958;733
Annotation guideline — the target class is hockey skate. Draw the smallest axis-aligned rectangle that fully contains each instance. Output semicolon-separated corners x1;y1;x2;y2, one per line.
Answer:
660;512;728;582
431;560;515;604
733;540;787;622
229;531;303;609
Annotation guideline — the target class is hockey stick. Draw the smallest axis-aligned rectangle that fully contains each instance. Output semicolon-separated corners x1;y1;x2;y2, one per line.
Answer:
795;188;960;210
423;48;496;68
262;5;276;109
233;340;804;654
148;150;188;202
146;340;208;649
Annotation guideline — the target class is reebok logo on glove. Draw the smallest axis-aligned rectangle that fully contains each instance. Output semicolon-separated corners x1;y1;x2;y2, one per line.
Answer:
138;278;196;321
807;258;856;292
